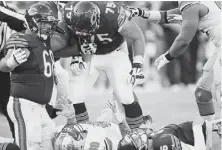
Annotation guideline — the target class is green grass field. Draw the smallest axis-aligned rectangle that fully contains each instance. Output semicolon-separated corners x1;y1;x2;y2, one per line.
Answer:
0;88;221;149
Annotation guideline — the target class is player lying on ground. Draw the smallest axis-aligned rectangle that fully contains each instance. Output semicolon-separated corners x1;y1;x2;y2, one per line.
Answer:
128;2;221;149
53;98;221;150
109;101;221;150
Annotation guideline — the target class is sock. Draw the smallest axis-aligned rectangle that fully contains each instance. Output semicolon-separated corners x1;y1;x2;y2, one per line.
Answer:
123;101;143;130
73;103;89;123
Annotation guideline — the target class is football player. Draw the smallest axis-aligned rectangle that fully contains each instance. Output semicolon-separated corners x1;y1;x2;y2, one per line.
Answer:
62;1;145;130
129;2;221;149
108;101;221;150
0;3;60;150
0;1;26;139
53;98;151;150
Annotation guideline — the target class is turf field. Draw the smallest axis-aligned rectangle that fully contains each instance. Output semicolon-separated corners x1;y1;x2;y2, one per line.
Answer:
0;87;221;149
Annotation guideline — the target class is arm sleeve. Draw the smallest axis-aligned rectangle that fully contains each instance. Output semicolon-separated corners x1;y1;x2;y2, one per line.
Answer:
0;6;26;32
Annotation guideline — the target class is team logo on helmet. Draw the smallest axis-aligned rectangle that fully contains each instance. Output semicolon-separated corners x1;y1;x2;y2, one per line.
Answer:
28;7;38;16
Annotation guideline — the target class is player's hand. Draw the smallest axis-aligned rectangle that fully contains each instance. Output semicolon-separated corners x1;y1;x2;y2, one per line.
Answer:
80;43;97;54
128;63;145;87
128;7;150;20
7;47;29;69
154;53;170;70
107;99;124;124
167;14;182;25
55;96;75;118
70;56;87;75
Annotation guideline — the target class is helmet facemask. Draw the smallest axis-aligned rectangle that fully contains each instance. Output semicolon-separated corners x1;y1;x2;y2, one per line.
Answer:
55;123;88;150
71;2;100;38
32;15;58;41
25;4;59;41
124;128;152;150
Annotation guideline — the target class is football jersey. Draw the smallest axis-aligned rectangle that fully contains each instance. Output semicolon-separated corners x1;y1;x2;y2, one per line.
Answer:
65;1;129;55
55;121;122;150
179;1;221;50
5;33;55;105
150;122;206;147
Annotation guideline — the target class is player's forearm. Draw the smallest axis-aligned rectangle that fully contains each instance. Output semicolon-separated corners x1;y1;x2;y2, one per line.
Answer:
137;8;180;24
0;57;14;72
53;45;80;58
132;33;145;58
166;36;190;60
118;120;132;137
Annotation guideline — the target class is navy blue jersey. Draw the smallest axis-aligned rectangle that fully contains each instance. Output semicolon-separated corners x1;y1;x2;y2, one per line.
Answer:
5;33;54;104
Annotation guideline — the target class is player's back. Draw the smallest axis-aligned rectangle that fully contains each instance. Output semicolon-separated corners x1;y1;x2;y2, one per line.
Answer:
93;1;126;55
5;33;54;105
151;122;196;146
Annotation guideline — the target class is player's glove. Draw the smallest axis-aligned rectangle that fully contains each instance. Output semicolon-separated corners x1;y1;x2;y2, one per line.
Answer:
55;96;75;119
7;47;29;69
154;51;175;70
80;42;97;54
167;14;182;25
70;56;87;75
128;63;145;87
107;99;124;124
128;7;150;20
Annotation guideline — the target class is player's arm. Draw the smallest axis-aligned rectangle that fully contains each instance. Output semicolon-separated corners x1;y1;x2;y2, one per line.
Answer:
154;5;200;70
0;5;26;32
53;45;80;58
0;49;17;72
119;20;145;60
0;48;28;72
129;7;181;24
165;4;200;59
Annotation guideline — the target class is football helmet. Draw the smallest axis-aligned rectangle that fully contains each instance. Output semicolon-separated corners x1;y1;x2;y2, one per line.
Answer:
25;3;59;41
118;128;153;150
54;123;88;150
69;1;100;37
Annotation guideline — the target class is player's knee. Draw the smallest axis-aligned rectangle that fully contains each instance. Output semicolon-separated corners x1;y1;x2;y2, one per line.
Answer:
195;87;215;116
118;93;134;105
3;143;20;150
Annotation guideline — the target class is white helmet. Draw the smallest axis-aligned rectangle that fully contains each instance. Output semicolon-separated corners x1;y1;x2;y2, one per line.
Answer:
54;123;87;150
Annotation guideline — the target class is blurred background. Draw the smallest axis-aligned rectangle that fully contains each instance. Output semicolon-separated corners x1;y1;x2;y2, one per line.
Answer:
5;1;216;92
1;3;221;149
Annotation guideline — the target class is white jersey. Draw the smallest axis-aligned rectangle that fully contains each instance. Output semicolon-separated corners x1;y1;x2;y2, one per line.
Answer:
55;121;122;150
179;1;221;50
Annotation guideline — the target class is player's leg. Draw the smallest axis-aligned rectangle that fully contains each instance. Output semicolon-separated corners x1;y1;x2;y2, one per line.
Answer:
195;52;218;121
105;44;144;130
0;71;14;138
41;106;56;150
212;52;221;104
7;97;42;150
68;60;99;123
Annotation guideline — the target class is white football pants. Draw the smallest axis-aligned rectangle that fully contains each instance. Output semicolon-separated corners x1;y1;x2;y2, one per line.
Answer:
7;97;55;150
68;42;135;105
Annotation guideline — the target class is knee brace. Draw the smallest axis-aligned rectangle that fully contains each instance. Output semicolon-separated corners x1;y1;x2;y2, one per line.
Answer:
195;88;215;116
0;143;20;150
